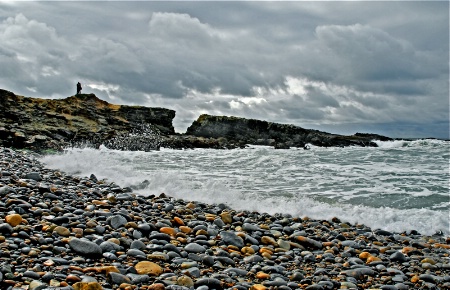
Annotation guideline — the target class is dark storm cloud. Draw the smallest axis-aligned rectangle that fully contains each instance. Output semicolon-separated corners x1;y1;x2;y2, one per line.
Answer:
0;1;448;138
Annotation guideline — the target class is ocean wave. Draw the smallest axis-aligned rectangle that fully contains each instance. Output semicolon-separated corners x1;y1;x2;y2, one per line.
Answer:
40;144;449;236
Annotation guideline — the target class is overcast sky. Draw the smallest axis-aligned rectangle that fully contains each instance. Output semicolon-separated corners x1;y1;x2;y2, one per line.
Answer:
1;1;448;139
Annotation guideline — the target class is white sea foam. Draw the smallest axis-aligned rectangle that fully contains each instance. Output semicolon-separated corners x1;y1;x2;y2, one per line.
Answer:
40;140;450;236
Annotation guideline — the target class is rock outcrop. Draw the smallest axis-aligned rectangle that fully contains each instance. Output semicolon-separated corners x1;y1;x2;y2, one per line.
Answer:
0;89;175;151
0;89;392;151
186;114;391;148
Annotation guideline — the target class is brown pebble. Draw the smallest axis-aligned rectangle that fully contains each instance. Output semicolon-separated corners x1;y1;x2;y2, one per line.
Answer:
5;214;22;227
220;212;232;224
241;246;255;255
119;283;135;290
261;252;272;259
259;247;273;255
195;229;208;236
179;226;192;234
86;220;97;228
177;276;194;287
72;228;84;238
69;266;84;272
421;257;436;265
107;238;120;245
66;274;81;283
84;266;120;274
72;281;102;290
172;216;185;226
366;255;382;264
256;272;270;279
359;251;371;259
92;200;109;206
43;259;55;267
160;227;177;236
186;202;196;209
261;236;277;246
147;283;165;290
54;226;70;237
126;222;138;229
135;261;163;276
434;243;450;249
250;284;267;290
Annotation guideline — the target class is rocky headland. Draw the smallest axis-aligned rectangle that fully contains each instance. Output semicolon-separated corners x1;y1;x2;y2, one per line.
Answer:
0;89;392;152
0;89;175;152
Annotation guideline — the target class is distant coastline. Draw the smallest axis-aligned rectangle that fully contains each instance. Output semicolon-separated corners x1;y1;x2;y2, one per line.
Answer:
5;88;447;153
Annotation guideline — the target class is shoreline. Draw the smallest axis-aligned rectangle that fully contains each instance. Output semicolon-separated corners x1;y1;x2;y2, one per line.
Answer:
0;147;449;290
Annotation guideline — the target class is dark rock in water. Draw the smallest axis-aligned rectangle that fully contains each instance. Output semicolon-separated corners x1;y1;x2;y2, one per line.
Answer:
185;114;389;148
89;174;98;182
274;142;290;149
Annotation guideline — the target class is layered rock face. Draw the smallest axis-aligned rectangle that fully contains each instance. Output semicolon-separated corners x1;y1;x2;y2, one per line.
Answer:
0;89;175;151
0;89;392;151
186;114;391;148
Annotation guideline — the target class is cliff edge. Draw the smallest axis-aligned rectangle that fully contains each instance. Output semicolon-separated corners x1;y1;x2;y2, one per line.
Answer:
0;89;175;151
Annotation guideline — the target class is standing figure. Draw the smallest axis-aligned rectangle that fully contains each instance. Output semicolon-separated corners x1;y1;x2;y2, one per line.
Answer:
76;82;82;94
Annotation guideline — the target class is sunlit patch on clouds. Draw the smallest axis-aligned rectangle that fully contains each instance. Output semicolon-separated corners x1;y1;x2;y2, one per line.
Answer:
41;66;60;77
87;82;120;100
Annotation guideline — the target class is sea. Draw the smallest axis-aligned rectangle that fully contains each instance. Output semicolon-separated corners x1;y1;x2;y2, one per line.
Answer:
39;139;449;236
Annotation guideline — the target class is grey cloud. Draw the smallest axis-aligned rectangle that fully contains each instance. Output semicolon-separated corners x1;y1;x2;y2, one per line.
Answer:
0;1;447;138
313;24;442;83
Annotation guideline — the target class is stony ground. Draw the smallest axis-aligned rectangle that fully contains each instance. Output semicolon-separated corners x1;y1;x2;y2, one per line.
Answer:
0;147;449;290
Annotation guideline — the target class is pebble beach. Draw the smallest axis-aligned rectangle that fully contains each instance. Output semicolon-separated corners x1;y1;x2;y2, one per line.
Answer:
0;147;449;290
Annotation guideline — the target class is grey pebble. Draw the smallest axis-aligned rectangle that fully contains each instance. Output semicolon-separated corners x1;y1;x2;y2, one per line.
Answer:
185;242;206;253
68;238;102;256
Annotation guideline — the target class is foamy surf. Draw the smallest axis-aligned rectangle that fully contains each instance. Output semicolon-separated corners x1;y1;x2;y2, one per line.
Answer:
39;140;449;236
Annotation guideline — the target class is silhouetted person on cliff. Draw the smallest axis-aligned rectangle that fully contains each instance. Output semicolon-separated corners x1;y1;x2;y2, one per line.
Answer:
76;82;82;95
